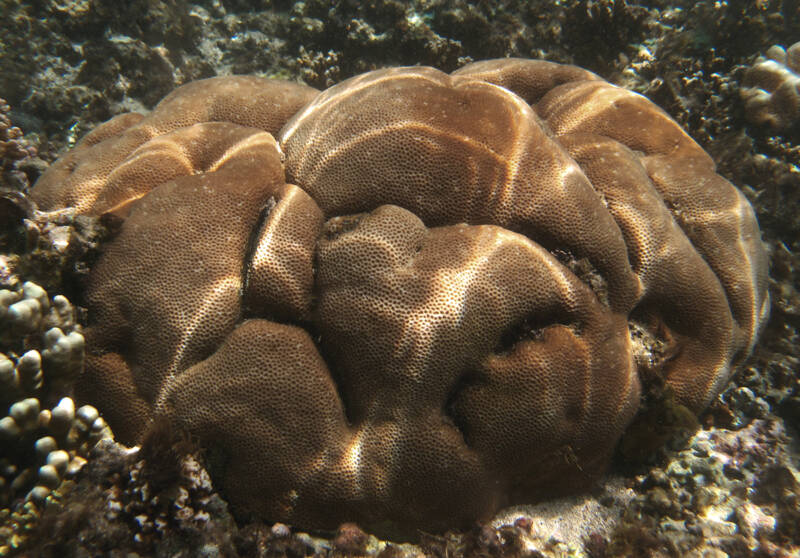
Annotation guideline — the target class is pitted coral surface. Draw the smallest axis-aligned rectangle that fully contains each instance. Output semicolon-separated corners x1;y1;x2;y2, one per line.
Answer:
30;59;769;534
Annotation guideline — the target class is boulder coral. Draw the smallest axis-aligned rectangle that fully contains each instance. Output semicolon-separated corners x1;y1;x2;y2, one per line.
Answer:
29;59;770;535
741;41;800;130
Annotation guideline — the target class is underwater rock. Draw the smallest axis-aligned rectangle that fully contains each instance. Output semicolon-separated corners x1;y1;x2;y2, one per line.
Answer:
29;60;769;535
0;188;109;300
609;419;800;556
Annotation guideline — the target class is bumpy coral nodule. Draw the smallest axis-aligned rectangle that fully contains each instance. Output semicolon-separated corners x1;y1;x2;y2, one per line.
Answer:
0;282;112;552
741;42;800;130
29;60;769;535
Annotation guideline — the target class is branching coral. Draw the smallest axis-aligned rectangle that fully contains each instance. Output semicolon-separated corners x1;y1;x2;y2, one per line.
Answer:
0;282;111;554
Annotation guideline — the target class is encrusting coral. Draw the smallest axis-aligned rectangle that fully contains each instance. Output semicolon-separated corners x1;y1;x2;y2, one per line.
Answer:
741;41;800;130
29;59;770;535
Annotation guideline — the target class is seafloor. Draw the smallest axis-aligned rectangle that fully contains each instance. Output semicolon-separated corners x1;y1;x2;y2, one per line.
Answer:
0;0;799;556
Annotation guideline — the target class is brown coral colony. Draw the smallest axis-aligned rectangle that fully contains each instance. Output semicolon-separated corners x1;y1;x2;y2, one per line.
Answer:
29;59;769;535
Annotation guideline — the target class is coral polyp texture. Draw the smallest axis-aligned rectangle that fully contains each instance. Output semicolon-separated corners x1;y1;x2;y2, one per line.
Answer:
29;59;770;534
741;41;800;130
